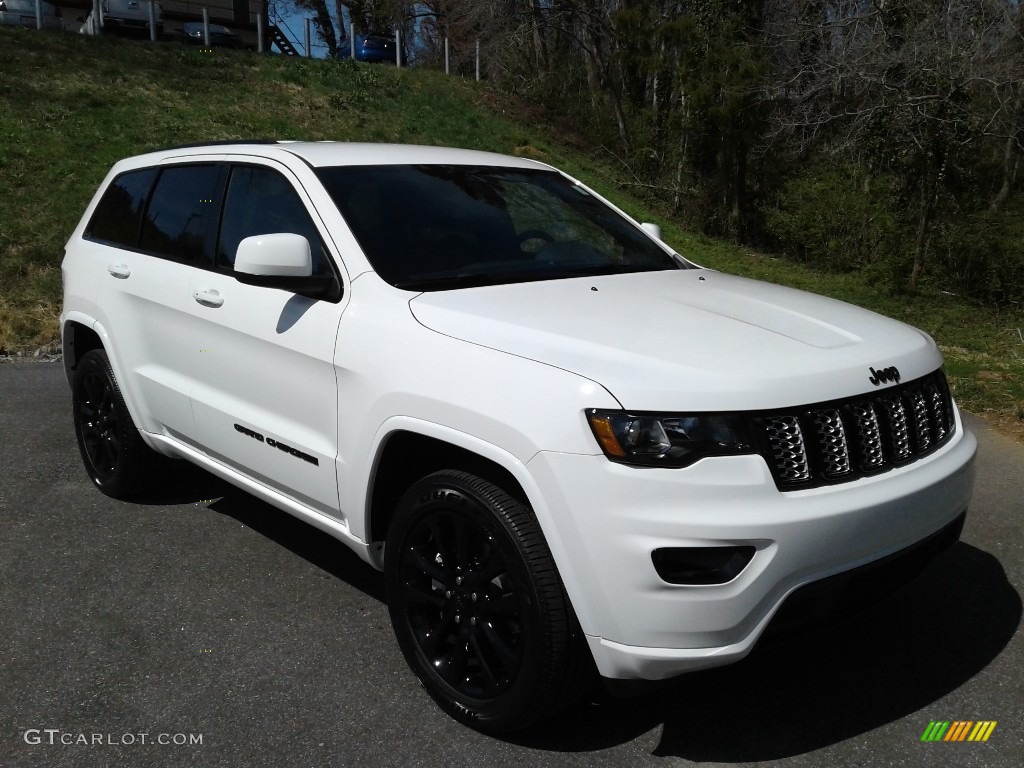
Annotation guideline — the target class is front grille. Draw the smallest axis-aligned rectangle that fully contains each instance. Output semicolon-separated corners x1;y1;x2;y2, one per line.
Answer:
752;370;956;491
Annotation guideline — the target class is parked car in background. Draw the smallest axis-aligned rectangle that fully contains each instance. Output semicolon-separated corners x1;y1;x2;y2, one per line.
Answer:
179;21;243;49
336;33;401;64
101;0;162;37
0;0;62;29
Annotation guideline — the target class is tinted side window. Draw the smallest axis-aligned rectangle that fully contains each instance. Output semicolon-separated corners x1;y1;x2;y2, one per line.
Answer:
85;168;157;248
217;165;332;276
139;165;222;263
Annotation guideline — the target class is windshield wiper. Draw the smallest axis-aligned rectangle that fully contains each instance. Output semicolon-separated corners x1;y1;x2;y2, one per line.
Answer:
393;273;502;291
393;263;673;291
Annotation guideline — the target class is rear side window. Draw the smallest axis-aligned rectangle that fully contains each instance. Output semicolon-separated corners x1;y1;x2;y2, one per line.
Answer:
85;168;157;248
139;165;222;264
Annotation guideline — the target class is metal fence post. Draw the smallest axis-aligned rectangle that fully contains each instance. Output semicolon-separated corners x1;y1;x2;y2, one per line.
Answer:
304;18;311;58
148;0;156;42
202;8;210;48
350;23;355;60
476;40;480;82
445;37;449;75
396;29;401;67
257;14;264;53
35;0;41;30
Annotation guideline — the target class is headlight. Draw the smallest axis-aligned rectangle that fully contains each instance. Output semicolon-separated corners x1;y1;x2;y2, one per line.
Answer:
586;409;754;468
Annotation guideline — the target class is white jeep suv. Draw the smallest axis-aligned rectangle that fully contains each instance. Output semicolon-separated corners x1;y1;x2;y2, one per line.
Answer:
60;141;977;732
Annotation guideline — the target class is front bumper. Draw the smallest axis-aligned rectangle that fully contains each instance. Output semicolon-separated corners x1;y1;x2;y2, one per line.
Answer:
526;416;977;680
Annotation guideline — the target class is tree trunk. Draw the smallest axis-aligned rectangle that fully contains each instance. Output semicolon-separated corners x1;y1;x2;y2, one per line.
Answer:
334;0;347;40
990;130;1019;213
579;16;631;154
528;0;547;70
610;88;631;155
910;176;934;290
733;138;748;242
674;90;688;213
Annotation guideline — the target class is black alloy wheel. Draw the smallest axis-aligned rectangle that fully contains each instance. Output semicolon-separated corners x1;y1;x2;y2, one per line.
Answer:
385;470;583;733
72;349;154;499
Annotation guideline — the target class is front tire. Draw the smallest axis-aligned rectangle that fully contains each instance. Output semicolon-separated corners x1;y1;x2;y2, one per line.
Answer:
385;470;582;733
72;349;157;499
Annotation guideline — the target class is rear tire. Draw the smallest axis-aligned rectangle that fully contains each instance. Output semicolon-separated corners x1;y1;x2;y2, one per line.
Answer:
385;470;584;733
72;349;158;499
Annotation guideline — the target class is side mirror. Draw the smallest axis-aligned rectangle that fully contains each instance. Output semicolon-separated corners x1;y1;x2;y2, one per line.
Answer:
236;233;313;277
640;222;663;241
234;233;335;299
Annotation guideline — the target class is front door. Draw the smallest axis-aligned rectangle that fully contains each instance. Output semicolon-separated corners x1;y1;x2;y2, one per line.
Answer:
184;161;346;517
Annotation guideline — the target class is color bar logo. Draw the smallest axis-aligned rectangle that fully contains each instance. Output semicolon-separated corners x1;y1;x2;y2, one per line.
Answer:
920;720;997;742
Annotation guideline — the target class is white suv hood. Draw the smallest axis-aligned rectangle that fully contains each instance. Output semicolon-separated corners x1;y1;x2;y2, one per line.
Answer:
408;270;942;411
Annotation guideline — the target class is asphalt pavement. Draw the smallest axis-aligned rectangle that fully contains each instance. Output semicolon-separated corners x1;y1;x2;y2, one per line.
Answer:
1;361;1021;768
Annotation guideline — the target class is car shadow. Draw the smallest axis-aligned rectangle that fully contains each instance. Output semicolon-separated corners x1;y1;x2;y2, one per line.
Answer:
128;465;1020;756
512;542;1020;759
204;486;388;604
130;460;387;602
131;458;237;505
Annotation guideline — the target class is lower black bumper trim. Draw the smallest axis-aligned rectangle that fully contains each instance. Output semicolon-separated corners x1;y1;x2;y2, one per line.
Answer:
758;510;967;646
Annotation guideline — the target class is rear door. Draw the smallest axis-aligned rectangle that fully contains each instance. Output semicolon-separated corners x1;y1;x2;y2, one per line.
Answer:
83;162;224;441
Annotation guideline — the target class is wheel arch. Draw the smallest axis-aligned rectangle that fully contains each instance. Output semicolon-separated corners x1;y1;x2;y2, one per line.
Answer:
367;429;530;551
61;316;105;386
61;316;161;455
360;418;597;634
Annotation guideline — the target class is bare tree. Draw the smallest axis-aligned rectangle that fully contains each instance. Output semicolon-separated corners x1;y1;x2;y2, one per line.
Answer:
282;0;412;57
764;0;1024;286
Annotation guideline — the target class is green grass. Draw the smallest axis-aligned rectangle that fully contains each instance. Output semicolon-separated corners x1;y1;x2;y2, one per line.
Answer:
1;27;1021;439
0;29;571;349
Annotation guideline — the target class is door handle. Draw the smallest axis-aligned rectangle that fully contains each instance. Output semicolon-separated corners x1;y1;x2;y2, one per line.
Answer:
193;288;225;308
107;264;130;279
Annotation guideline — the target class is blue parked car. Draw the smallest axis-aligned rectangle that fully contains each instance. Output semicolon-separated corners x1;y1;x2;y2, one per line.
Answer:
337;34;402;64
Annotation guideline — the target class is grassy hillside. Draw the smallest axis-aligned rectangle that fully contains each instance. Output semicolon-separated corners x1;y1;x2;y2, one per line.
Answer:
1;27;1021;440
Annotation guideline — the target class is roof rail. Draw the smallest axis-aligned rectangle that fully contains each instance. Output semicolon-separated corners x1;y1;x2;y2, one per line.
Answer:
152;139;282;152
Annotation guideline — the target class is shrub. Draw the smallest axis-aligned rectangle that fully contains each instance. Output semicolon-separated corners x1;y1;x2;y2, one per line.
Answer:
762;162;900;272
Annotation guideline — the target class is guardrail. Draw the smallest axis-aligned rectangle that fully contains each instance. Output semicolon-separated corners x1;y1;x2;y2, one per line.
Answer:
5;4;487;79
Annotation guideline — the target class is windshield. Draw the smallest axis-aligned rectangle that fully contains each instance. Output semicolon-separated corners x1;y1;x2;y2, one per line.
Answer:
315;165;687;290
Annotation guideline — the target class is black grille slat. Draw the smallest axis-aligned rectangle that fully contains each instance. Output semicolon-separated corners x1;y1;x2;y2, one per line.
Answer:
764;415;810;483
905;389;932;452
924;379;951;441
850;401;885;471
813;408;851;478
880;395;911;461
754;370;956;491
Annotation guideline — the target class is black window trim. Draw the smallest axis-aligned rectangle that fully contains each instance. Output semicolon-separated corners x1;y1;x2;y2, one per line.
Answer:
83;160;346;303
83;167;159;251
214;160;344;303
85;162;226;266
138;162;228;268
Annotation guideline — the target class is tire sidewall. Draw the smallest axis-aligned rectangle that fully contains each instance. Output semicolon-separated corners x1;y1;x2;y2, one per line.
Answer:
385;475;553;732
72;349;142;498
